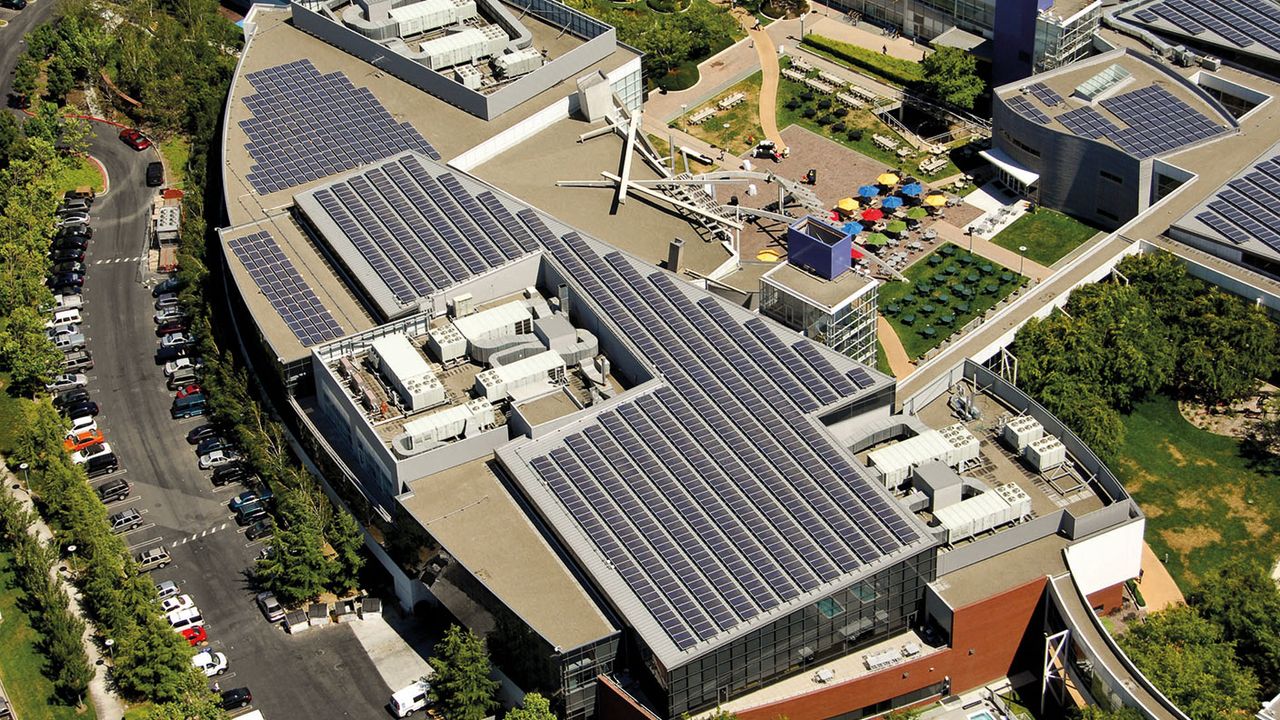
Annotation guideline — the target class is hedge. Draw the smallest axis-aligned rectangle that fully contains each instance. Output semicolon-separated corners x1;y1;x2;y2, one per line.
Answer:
655;61;700;92
799;34;924;87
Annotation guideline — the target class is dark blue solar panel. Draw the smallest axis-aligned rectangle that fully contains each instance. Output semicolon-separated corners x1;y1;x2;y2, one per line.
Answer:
1007;96;1051;124
1099;85;1226;158
1028;82;1062;107
226;230;344;346
313;189;417;304
1058;106;1119;139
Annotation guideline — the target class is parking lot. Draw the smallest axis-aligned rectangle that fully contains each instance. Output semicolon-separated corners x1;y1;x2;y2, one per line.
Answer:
50;128;396;718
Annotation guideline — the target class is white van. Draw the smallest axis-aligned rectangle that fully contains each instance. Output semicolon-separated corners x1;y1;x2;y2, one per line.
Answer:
47;308;82;327
55;294;83;311
167;607;204;632
389;679;431;717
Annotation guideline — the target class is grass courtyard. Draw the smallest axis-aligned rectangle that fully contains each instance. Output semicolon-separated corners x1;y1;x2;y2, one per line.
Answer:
53;156;105;195
678;72;766;154
990;208;1101;266
1114;395;1280;589
0;552;91;720
879;243;1027;359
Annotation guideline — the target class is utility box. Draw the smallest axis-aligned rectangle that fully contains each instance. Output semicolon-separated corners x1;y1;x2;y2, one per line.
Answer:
454;64;483;90
1002;415;1044;452
493;47;543;78
1024;435;1066;471
428;324;467;364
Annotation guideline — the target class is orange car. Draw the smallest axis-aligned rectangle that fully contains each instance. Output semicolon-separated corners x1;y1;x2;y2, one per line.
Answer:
64;429;105;452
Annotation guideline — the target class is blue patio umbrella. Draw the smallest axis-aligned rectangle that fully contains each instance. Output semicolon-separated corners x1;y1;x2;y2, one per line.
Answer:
858;185;879;198
881;196;904;210
842;221;862;236
900;182;923;197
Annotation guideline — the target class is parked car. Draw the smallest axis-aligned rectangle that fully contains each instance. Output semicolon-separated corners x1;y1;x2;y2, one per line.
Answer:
199;449;238;470
152;277;180;297
46;322;80;337
167;607;203;632
1;0;30;11
171;394;206;419
166;368;198;390
155;320;189;337
146;162;164;187
390;680;432;719
212;464;249;487
48;272;85;290
108;508;143;534
55;213;90;227
166;357;203;378
175;384;202;399
64;187;95;204
52;333;86;353
245;519;272;541
155;345;190;365
136;546;171;572
55;224;92;240
255;591;285;622
155;580;180;600
85;453;119;478
235;500;267;525
52;235;89;252
63;400;100;419
154;307;188;324
71;441;111;464
161;594;196;614
191;650;227;677
219;687;252;710
196;436;230;456
119;128;152;151
61;350;94;373
68;415;97;436
64;429;105;452
154;293;180;310
186;423;218;444
51;260;88;276
53;293;84;311
54;387;89;408
46;373;88;393
160;332;190;348
97;478;131;503
180;626;208;647
49;247;86;263
228;489;262;511
59;198;91;213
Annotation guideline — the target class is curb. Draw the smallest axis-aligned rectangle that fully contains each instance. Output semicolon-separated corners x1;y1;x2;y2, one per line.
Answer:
84;154;110;197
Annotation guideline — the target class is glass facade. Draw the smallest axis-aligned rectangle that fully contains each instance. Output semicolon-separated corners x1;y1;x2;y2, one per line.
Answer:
1033;4;1100;73
654;552;937;718
759;280;879;367
562;635;621;720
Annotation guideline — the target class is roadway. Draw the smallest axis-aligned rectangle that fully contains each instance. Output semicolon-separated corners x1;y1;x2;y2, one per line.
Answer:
0;0;59;89
73;113;395;719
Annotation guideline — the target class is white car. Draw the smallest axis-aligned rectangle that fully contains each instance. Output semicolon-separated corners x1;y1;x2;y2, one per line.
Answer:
160;594;196;614
69;415;97;435
164;357;202;377
160;333;189;348
46;309;82;327
154;294;180;311
54;293;83;311
46;373;88;393
56;214;90;228
191;650;227;677
154;307;187;324
154;580;180;600
46;323;81;338
198;449;239;470
71;442;111;465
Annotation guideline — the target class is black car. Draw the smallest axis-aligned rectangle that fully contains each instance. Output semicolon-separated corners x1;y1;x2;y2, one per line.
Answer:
211;463;247;487
52;260;88;276
186;424;218;445
52;235;90;252
48;272;84;289
145;162;163;187
55;224;92;240
154;345;189;364
54;388;90;408
64;400;99;419
152;277;180;297
196;436;230;456
245;519;272;541
219;687;252;710
0;0;29;10
155;320;189;337
50;248;86;263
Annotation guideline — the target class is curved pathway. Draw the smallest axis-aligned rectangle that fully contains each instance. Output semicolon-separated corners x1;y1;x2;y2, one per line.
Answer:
746;21;786;149
876;315;915;378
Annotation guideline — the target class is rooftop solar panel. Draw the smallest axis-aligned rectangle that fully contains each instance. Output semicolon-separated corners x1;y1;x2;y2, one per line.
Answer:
227;230;345;346
1191;151;1280;253
1007;96;1051;124
1028;82;1063;107
1137;0;1280;53
1057;106;1118;139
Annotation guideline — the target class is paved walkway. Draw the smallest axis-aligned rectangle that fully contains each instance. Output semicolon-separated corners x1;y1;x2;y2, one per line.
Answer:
1137;542;1185;612
876;315;915;378
931;221;1053;281
801;13;929;63
744;16;786;149
3;472;128;720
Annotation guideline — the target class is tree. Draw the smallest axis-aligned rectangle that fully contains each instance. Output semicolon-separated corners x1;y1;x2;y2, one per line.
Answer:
0;112;21;170
1119;605;1259;720
45;56;75;104
0;307;63;391
429;625;499;720
1035;373;1125;460
112;617;201;703
506;692;556;720
1070;707;1144;720
326;508;365;595
919;46;984;110
11;55;38;106
1063;283;1173;410
1193;560;1280;698
1176;292;1278;406
255;489;333;605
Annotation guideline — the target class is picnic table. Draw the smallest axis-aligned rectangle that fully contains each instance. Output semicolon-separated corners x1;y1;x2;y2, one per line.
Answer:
782;67;808;83
688;106;717;125
718;92;746;110
837;92;865;109
873;134;899;151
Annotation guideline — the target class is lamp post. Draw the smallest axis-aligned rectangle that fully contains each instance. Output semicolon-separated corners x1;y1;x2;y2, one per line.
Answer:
66;544;77;575
1018;245;1027;276
104;638;114;661
680;103;688;127
17;462;28;491
800;12;808;38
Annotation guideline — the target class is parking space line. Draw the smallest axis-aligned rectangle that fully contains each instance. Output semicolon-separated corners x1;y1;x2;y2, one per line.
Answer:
127;536;163;551
119;522;156;537
104;495;140;508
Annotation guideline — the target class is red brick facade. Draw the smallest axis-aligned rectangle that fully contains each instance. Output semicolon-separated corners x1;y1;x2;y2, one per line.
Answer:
1086;582;1125;616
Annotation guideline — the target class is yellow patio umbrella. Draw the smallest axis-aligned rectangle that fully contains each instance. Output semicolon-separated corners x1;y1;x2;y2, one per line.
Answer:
924;194;947;208
877;172;900;186
837;197;860;213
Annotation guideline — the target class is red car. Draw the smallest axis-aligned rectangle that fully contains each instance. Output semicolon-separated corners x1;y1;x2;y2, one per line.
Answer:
119;128;152;151
181;626;207;646
175;384;201;399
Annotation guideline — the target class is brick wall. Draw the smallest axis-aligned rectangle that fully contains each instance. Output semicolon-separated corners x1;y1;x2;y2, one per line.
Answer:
1086;582;1125;616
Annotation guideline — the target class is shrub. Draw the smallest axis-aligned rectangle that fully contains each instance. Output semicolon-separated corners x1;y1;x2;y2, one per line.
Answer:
784;98;801;111
817;98;831;111
847;129;863;141
831;122;846;134
800;34;924;86
816;114;835;126
646;0;690;12
801;106;817;119
655;61;700;91
833;106;848;118
799;90;814;102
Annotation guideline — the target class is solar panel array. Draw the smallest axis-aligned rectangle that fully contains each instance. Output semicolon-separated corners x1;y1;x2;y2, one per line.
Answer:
1055;85;1224;158
1194;154;1280;251
227;230;345;346
1007;96;1051;125
1028;82;1063;107
1138;0;1280;52
239;60;440;195
307;155;538;308
518;217;919;651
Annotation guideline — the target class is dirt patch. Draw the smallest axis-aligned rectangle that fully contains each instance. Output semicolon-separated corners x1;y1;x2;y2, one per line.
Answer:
1174;492;1208;511
1117;458;1154;493
1142;504;1165;519
1179;384;1276;440
1164;441;1188;467
1216;489;1269;538
1160;526;1222;555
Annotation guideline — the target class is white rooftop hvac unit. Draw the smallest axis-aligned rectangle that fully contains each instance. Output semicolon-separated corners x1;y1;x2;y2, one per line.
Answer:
428;324;467;364
452;300;532;345
395;399;496;454
1001;415;1043;452
389;0;477;36
935;491;1014;544
420;26;507;71
454;64;483;90
939;422;980;466
995;482;1033;521
866;430;953;489
493;48;543;79
368;334;445;411
1024;435;1066;472
474;350;565;402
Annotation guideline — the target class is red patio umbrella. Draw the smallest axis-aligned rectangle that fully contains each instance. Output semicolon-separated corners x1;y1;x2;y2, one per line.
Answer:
861;208;884;221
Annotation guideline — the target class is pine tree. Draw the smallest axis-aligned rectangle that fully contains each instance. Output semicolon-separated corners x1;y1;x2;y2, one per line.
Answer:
428;625;499;720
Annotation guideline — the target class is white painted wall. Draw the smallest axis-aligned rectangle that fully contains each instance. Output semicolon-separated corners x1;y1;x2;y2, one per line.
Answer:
1063;519;1145;596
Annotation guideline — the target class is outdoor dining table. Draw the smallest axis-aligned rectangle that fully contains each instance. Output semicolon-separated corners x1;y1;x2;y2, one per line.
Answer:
955;302;970;313
922;326;937;337
937;294;950;304
921;304;936;314
901;314;917;325
924;229;938;239
886;304;901;314
1001;272;1014;282
939;314;955;325
928;255;943;265
944;264;958;274
981;264;994;274
967;272;980;283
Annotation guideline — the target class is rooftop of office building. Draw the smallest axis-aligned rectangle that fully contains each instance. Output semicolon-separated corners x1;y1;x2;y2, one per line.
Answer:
1115;0;1280;65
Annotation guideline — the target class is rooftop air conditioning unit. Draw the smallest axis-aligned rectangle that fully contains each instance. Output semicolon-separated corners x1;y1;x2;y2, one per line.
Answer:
1200;56;1221;71
449;293;474;318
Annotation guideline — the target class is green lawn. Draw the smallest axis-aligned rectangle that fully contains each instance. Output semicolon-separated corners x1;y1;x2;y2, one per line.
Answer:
875;339;892;377
1114;395;1280;589
990;208;1101;266
54;156;106;195
680;72;766;154
879;243;1027;359
159;136;189;189
0;552;92;720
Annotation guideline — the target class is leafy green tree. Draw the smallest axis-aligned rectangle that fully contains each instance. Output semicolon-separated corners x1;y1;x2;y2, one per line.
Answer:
255;489;333;605
12;400;69;470
1034;372;1124;460
429;625;500;720
1119;605;1259;720
1063;283;1173;410
1176;292;1278;406
1193;560;1280;698
1070;707;1144;720
11;55;38;106
507;692;556;720
326;508;365;595
919;46;984;110
45;56;75;104
0;112;21;170
113;616;200;702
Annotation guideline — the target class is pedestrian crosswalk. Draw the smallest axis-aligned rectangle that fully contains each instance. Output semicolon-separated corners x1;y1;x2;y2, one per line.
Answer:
172;523;230;547
93;257;147;264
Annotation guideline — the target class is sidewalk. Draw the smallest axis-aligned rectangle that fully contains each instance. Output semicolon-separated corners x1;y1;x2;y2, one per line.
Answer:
876;315;915;378
930;221;1053;281
3;473;128;720
1137;542;1185;612
799;14;928;63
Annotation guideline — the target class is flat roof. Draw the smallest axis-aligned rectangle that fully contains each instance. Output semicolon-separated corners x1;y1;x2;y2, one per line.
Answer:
1168;138;1280;262
996;49;1236;160
761;261;876;311
399;459;616;649
1116;0;1280;65
931;533;1069;608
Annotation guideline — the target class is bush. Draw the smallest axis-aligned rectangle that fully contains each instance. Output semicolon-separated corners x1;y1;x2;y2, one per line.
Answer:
646;0;690;12
800;34;924;86
817;98;831;111
833;106;848;118
784;98;801;111
801;106;817;119
816;114;836;126
655;61;699;91
847;129;864;141
799;90;814;102
831;122;846;134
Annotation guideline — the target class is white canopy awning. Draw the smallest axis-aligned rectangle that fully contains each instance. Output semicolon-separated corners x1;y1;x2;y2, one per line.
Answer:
980;147;1040;187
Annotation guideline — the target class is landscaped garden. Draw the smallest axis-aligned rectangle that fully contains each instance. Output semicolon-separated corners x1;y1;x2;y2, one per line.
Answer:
679;72;765;154
879;243;1027;359
990;207;1101;266
54;155;104;195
